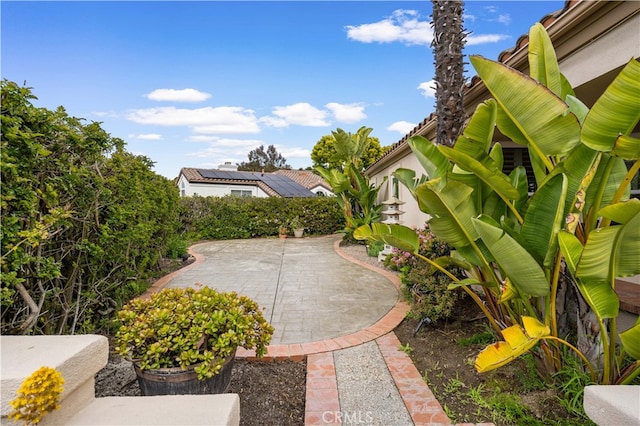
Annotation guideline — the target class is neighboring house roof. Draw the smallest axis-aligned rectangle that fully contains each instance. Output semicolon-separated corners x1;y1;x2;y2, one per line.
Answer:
366;0;639;175
179;167;316;197
273;169;333;192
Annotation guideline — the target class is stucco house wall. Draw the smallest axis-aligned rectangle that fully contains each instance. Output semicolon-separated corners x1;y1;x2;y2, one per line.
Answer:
177;174;269;198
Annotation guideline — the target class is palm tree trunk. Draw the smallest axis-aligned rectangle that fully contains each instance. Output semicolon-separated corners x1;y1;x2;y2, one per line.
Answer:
431;0;467;147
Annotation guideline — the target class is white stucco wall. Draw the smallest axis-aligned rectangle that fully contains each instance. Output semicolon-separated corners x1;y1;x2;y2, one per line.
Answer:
559;14;640;89
370;155;431;230
309;185;333;197
178;176;269;198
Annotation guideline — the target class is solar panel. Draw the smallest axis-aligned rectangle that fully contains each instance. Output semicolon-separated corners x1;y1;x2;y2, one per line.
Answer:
260;174;315;197
198;169;260;181
197;169;315;197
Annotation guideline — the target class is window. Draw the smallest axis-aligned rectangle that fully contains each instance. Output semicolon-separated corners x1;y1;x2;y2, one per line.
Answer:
230;190;252;197
391;176;399;198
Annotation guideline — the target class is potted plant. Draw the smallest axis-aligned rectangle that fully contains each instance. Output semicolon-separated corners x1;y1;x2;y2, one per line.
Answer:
114;286;274;395
278;225;289;238
290;216;304;238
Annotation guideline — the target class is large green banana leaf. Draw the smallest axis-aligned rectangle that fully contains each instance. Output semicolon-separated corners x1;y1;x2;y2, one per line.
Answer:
470;55;581;159
565;94;589;125
472;216;549;297
520;174;567;268
440;146;521;203
614;135;640;160
509;166;529;213
558;231;620;320
353;223;419;253
528;22;562;98
314;166;350;194
407;135;451;181
620;324;640;360
455;99;497;157
393;168;427;199
581;59;640;153
601;200;640;278
584;155;631;214
577;201;640;281
549;144;599;217
415;179;479;250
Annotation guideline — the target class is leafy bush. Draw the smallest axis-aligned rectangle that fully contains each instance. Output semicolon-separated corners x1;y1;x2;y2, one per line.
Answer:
387;226;466;322
179;195;344;240
401;262;463;322
1;80;182;334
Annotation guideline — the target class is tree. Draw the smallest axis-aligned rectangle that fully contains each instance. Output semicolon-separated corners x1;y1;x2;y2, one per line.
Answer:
311;127;388;171
237;144;290;172
315;127;386;241
431;0;467;147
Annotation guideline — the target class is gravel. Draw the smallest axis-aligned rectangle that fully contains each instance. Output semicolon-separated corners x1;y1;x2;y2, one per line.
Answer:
333;341;413;426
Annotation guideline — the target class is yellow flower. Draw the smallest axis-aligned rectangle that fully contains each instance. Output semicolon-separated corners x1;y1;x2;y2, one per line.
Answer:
9;367;65;425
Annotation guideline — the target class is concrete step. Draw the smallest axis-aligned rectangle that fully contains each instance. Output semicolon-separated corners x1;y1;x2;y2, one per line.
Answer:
1;335;108;424
1;335;240;426
65;394;240;425
584;385;640;426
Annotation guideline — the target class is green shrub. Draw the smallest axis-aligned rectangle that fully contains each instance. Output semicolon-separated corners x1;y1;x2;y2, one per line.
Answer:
180;195;344;240
401;262;463;322
392;226;466;322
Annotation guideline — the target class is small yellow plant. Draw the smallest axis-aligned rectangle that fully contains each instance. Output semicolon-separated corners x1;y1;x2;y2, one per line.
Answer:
9;366;65;425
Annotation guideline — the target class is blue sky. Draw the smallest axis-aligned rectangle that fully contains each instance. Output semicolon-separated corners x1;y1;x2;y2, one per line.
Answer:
2;1;564;179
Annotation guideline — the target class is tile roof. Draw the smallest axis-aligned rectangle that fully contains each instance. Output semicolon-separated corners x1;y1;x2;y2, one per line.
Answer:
178;167;316;197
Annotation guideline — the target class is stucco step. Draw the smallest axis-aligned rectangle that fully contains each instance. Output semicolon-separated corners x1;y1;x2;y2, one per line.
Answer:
584;385;640;426
65;394;240;426
1;335;108;423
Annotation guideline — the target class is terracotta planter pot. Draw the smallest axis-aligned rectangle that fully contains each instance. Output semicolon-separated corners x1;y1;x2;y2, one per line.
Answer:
134;353;235;396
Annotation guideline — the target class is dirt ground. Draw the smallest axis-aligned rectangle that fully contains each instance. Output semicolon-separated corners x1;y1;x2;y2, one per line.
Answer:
394;299;585;425
95;353;306;426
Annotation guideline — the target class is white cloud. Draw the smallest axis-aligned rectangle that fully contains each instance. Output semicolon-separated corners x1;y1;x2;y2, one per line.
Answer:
146;88;211;102
186;137;264;159
279;146;311;159
417;80;436;98
497;14;511;25
92;110;118;118
467;34;510;46
126;106;260;134
263;103;330;127
188;135;220;143
258;116;290;128
346;9;432;46
463;13;476;23
130;133;163;140
387;121;417;134
325;102;366;123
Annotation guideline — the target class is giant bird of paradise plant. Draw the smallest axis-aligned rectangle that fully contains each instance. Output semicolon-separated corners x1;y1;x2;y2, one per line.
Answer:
316;127;386;239
355;23;639;385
